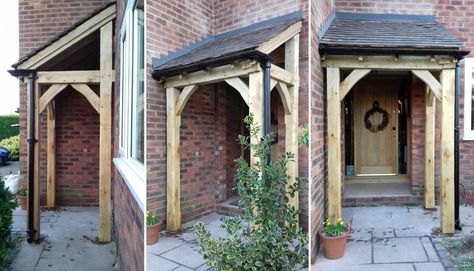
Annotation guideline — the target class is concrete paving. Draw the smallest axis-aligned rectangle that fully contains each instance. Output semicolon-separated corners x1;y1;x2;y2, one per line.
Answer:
0;161;20;176
147;214;224;271
10;207;116;271
147;213;308;271
312;205;474;271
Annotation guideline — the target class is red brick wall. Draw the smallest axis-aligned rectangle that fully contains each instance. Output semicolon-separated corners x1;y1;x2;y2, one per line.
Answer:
146;0;213;226
310;0;335;262
112;1;144;270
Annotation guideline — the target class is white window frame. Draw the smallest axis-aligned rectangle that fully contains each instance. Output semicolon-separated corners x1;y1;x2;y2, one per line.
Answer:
464;58;474;140
114;0;145;211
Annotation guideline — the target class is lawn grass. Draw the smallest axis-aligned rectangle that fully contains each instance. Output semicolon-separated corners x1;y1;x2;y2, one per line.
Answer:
440;235;474;271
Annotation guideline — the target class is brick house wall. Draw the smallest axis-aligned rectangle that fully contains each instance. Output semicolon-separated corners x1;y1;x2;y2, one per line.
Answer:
310;0;335;262
147;0;310;228
18;0;109;206
112;0;144;270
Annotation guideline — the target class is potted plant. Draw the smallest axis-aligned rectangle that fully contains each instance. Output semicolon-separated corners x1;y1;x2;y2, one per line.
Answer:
146;211;160;245
18;187;27;210
319;218;350;259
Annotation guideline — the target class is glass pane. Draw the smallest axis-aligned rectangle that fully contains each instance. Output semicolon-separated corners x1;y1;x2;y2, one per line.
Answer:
131;5;145;163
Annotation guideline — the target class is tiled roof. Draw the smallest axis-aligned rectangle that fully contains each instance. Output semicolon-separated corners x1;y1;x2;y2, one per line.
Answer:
152;12;302;76
320;12;466;54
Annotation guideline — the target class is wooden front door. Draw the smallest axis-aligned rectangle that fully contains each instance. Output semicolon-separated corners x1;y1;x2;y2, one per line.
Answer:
354;77;399;175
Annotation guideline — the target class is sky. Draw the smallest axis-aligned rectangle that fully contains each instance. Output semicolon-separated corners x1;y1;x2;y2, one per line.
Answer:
0;0;19;115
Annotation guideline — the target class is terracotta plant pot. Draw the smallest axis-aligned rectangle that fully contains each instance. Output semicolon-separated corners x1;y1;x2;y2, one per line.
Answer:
319;227;350;259
19;196;27;210
147;223;160;245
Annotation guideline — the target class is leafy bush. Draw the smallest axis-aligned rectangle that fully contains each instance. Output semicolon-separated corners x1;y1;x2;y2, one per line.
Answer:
0;115;19;141
0;175;18;266
0;135;19;161
195;114;308;271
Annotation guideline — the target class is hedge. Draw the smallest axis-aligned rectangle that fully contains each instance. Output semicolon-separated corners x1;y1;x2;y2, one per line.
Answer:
0;115;19;141
0;135;19;161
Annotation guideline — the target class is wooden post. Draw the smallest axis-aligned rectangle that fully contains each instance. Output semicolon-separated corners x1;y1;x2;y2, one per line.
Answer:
285;34;299;210
440;69;455;233
424;85;435;209
327;67;342;223
99;22;112;242
249;71;264;166
166;87;181;231
33;82;40;241
46;102;56;208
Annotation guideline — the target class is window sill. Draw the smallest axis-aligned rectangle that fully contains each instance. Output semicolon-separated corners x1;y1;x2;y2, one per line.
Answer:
463;136;474;141
113;158;145;212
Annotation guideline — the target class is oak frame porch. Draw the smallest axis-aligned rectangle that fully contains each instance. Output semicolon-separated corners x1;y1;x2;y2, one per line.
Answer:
323;54;457;233
11;4;116;242
160;33;301;232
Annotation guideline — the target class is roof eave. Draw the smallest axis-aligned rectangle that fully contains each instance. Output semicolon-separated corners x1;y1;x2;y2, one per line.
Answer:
319;44;470;58
152;50;271;79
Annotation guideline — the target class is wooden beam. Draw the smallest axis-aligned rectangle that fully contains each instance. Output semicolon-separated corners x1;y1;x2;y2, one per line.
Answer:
322;55;456;70
412;70;442;101
70;84;101;114
270;64;295;86
98;22;112;242
275;81;292;114
339;69;371;101
36;70;103;84
225;78;250;106
270;79;278;92
166;87;181;231
424;85;435;209
256;21;302;54
249;71;264;166
284;34;299;210
175;85;198;116
327;67;342;223
46;102;56;208
440;69;455;233
38;84;69;113
164;61;261;88
17;5;116;69
33;82;41;241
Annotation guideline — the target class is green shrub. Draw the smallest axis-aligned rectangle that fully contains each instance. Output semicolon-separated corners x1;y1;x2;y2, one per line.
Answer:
0;135;19;161
195;114;308;271
0;115;19;141
0;175;18;266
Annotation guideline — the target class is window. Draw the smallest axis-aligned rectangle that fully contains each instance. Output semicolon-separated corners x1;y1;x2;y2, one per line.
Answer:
114;0;145;209
464;58;474;140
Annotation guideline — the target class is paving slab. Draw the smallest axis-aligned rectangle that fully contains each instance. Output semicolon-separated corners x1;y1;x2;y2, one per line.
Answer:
315;239;372;269
10;207;116;271
414;262;445;271
374;237;427;263
421;237;439;261
147;254;179;271
160;242;204;269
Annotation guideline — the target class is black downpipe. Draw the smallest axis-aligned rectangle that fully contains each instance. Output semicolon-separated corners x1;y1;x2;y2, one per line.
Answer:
455;61;462;231
26;71;37;242
262;61;271;163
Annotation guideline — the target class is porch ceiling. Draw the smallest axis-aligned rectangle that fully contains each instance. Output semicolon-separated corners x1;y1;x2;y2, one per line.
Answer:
319;12;469;56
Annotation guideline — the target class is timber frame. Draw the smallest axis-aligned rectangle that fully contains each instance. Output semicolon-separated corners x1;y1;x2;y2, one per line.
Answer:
322;54;457;233
161;32;301;232
11;5;116;242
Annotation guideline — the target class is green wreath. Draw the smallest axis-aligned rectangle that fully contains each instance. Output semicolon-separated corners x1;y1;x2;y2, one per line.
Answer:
364;101;389;133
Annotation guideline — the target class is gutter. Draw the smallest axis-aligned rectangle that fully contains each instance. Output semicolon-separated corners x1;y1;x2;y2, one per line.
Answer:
319;45;470;58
